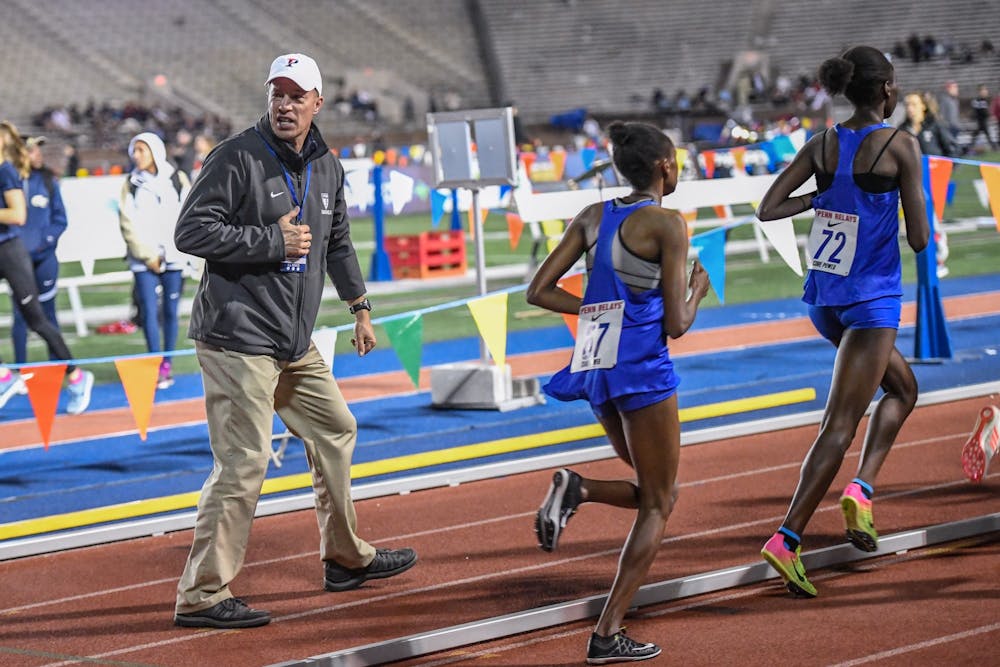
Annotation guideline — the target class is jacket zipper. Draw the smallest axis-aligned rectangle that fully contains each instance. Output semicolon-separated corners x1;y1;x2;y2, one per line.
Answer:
291;169;305;355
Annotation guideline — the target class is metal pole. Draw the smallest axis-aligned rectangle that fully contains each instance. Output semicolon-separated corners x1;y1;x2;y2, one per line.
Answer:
471;188;488;363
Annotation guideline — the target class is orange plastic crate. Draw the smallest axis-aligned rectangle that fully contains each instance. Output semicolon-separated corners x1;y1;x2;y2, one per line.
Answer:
386;231;467;279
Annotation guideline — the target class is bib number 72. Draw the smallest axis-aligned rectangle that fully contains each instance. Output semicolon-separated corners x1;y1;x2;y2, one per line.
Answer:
806;208;859;276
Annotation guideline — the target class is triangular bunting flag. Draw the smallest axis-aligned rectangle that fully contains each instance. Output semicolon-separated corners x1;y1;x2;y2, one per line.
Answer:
115;356;162;440
690;227;727;303
927;156;953;223
557;272;584;338
755;217;803;276
702;150;715;179
467;293;508;367
731;147;746;173
550;149;567;181
581;147;596;171
383;314;424;389
23;363;67;450
980;164;1000;232
675;147;688;176
311;328;338;370
430;189;448;228
506;212;524;249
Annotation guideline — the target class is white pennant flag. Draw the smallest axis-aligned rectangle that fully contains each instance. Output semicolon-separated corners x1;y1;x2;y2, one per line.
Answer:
754;217;803;276
311;328;338;371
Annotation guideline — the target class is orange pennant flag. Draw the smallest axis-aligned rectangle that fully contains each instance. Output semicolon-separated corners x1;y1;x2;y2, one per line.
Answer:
466;207;488;240
927;156;953;222
115;356;163;440
713;204;729;219
506;212;524;249
703;150;716;179
681;210;697;237
731;147;746;173
979;164;1000;232
549;149;567;181
557;273;584;338
23;363;67;450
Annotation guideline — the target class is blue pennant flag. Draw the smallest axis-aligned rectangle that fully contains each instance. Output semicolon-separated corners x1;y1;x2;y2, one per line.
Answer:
690;226;727;303
430;189;448;228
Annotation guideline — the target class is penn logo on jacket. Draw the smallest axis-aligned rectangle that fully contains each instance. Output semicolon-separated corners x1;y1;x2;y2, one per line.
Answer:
321;192;332;215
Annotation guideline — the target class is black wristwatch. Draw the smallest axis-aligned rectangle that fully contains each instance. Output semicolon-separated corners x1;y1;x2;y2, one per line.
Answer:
348;298;372;315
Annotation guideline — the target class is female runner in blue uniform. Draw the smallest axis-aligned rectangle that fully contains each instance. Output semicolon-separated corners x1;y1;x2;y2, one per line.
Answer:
756;46;929;597
527;120;709;664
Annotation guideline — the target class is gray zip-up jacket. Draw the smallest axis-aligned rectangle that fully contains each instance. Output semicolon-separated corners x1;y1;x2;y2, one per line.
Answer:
175;115;365;361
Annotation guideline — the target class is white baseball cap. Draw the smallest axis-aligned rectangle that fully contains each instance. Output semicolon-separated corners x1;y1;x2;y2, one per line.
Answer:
266;53;322;96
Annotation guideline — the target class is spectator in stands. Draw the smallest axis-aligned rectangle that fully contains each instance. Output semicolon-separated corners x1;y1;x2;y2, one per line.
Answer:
118;132;193;389
938;81;963;150
991;85;1000;142
0;122;93;414
527;120;709;663
9;136;68;373
969;84;997;150
756;46;929;598
190;133;216;182
171;53;417;630
63;143;80;177
900;91;957;156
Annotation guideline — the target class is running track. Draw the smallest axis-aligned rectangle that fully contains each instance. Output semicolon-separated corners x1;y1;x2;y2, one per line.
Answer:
0;280;998;665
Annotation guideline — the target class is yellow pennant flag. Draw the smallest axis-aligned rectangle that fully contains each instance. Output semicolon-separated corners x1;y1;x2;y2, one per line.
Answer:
550;149;567;180
675;147;688;175
980;164;1000;232
23;363;67;450
115;356;162;440
466;293;508;367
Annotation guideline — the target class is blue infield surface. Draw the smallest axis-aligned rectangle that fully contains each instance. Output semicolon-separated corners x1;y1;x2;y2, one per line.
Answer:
0;274;997;527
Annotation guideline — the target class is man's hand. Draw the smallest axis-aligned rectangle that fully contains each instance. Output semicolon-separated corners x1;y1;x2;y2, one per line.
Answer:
351;315;377;357
278;206;311;258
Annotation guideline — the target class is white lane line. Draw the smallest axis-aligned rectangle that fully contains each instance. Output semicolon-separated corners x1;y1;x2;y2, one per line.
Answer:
826;622;1000;666
0;431;972;616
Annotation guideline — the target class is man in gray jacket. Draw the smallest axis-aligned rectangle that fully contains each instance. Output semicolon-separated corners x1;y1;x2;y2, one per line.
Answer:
172;53;417;629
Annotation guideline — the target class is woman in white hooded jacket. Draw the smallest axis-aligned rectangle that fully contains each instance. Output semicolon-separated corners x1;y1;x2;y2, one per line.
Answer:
119;132;192;389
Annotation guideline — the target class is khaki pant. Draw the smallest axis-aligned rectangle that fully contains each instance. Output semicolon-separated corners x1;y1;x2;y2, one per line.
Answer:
175;341;375;613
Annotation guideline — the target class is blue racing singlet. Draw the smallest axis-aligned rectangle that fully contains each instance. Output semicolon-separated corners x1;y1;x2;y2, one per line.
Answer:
804;123;902;306
544;199;679;409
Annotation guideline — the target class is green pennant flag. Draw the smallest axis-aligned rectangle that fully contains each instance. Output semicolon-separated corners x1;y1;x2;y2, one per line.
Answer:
383;313;424;388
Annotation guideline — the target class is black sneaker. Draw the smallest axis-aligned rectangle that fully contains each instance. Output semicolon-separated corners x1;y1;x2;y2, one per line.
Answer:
173;597;271;629
324;547;418;592
535;468;583;552
586;629;661;664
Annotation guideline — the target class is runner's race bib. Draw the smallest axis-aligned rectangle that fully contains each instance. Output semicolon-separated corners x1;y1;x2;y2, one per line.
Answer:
806;208;859;276
570;300;624;372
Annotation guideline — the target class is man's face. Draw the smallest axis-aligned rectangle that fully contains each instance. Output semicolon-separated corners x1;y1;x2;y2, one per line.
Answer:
268;78;323;147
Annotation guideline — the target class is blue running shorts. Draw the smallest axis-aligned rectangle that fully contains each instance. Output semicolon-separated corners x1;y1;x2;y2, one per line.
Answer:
808;295;902;344
592;387;676;419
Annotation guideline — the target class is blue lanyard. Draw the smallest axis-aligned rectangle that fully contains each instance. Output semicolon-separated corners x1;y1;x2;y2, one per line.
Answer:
256;129;311;221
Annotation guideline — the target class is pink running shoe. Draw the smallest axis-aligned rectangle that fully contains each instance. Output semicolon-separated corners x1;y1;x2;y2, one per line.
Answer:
760;532;816;598
840;482;878;552
962;405;1000;483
